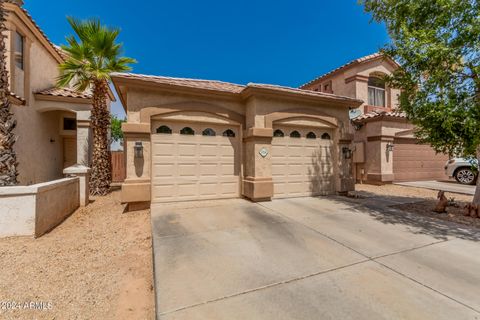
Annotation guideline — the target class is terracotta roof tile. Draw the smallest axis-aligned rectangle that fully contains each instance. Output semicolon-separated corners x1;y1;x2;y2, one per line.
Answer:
245;83;362;103
352;110;407;122
8;91;26;105
111;73;245;93
300;53;397;89
13;5;65;61
112;73;363;105
35;87;92;100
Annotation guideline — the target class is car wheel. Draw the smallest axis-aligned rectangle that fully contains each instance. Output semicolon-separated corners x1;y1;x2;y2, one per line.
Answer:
454;168;477;185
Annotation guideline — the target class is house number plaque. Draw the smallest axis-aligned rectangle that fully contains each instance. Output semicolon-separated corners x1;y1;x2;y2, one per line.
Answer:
259;147;269;158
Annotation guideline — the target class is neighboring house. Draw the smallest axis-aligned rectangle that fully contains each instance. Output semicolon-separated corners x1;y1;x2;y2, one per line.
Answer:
301;53;448;184
111;73;362;209
3;1;114;185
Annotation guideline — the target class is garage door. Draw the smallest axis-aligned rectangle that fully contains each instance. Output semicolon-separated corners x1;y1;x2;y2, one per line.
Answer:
151;121;240;203
272;126;335;198
393;139;449;181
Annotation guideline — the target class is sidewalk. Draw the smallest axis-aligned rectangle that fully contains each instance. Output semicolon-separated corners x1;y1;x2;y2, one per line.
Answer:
394;180;475;195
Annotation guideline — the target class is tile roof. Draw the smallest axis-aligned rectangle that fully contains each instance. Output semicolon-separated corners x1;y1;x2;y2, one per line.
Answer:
352;110;407;122
245;83;363;102
35;87;92;100
300;53;397;89
10;5;65;61
8;91;26;105
111;73;363;104
111;73;245;94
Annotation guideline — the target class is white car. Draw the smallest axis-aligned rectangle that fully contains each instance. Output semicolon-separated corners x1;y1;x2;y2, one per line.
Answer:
445;158;478;185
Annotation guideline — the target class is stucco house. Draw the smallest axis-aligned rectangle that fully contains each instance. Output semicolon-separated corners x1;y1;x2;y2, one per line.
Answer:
111;73;362;209
3;0;114;185
301;53;448;184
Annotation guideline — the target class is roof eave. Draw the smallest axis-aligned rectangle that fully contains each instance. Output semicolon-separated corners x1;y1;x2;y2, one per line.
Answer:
241;85;363;107
5;3;64;64
352;114;408;124
34;93;93;105
300;54;400;89
111;75;241;110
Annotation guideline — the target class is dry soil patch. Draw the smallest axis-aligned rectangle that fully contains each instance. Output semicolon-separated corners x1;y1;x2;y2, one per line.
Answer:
0;190;154;319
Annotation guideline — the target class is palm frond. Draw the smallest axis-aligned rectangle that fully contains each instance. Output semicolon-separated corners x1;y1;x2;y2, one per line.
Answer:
58;17;135;91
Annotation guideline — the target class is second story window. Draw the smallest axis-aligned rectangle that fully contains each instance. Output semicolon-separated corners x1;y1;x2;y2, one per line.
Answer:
14;31;24;70
368;76;385;107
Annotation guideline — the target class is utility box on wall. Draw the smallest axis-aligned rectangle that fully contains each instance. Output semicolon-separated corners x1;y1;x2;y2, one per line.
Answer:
353;142;365;163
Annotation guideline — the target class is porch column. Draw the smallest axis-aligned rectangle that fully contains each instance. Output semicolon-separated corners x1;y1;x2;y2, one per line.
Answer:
76;111;91;166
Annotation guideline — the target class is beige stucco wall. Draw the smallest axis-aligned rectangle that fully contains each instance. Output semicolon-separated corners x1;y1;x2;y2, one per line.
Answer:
119;82;357;205
354;118;415;183
304;58;401;114
3;6;95;185
0;177;80;238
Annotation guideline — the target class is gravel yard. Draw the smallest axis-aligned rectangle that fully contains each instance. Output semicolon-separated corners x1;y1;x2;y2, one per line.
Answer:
0;190;154;320
356;184;480;229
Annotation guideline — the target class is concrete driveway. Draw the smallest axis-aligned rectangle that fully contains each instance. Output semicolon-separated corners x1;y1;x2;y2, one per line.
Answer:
151;195;480;320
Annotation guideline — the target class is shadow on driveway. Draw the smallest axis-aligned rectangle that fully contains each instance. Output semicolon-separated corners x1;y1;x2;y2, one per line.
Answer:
328;191;480;242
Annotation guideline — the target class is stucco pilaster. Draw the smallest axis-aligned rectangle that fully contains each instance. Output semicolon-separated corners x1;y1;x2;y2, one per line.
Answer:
76;111;91;166
243;99;274;201
121;123;151;205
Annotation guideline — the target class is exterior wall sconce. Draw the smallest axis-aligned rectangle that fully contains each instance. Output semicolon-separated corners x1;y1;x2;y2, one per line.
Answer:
342;147;353;159
134;141;143;158
386;142;394;152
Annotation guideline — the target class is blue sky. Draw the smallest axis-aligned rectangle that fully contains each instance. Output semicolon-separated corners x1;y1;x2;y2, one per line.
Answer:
24;0;389;117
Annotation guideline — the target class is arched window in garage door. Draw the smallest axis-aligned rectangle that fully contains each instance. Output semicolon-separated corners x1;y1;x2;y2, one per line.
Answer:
202;128;216;136
156;125;172;134
180;127;195;135
222;129;236;137
321;132;331;140
273;129;284;137
290;130;301;138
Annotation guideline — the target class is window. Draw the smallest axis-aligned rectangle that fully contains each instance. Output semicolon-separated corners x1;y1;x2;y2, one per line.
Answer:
368;76;386;107
14;31;24;70
321;133;331;140
63;118;76;131
222;129;235;137
290;130;301;138
324;83;330;92
273;129;284;137
202;128;216;136
306;132;316;139
180;127;195;135
156;125;172;134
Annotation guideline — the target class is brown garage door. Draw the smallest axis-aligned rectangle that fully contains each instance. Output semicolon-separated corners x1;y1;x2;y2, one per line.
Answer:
393;139;449;181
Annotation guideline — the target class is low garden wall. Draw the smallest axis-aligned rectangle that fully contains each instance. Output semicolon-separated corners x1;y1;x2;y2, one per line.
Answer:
0;177;80;238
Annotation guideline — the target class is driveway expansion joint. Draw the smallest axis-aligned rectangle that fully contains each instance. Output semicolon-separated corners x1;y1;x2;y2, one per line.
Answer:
256;201;480;314
158;259;370;316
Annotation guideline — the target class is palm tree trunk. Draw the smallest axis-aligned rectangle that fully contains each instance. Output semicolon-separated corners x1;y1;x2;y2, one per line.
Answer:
0;0;18;186
89;80;111;195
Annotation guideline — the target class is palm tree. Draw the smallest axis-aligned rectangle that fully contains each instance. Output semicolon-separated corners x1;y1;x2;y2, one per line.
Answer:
58;17;135;196
0;0;19;186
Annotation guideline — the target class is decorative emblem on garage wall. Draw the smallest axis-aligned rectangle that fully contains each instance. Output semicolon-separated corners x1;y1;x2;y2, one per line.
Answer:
259;147;269;158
